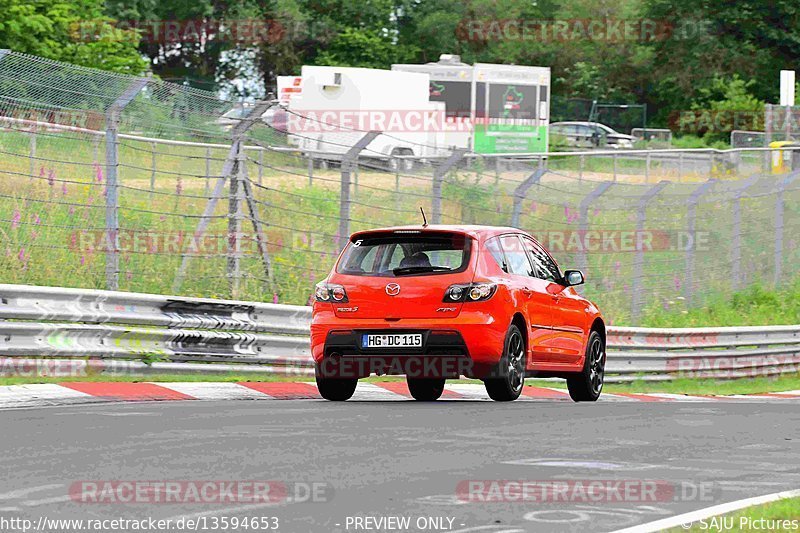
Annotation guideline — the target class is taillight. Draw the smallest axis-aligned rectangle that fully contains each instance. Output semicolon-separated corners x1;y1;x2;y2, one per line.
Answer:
315;283;349;302
443;283;496;302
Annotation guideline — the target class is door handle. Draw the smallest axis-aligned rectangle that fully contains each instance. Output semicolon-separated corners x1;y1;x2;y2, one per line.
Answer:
522;287;532;295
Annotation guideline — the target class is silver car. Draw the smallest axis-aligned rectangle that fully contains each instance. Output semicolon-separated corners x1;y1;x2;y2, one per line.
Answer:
550;121;636;149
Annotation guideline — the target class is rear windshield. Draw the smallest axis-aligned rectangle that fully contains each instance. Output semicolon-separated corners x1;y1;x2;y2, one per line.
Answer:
336;232;472;277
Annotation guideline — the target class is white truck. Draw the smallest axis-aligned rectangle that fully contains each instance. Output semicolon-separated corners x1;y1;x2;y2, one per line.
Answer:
286;65;451;169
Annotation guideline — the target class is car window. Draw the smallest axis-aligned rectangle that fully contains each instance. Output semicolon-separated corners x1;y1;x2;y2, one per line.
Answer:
520;238;546;279
523;237;561;282
485;236;507;272
500;235;534;276
337;232;471;277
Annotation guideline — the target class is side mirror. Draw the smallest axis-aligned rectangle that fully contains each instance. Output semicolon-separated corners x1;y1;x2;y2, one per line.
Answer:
562;269;584;287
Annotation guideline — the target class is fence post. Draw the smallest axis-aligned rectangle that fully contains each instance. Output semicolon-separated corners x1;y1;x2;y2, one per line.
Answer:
228;150;245;297
149;141;157;193
731;175;760;290
612;153;618;181
338;131;380;250
684;179;717;305
257;149;263;186
774;170;800;287
28;130;36;178
104;77;149;291
173;100;274;293
577;181;614;275
511;168;547;227
205;147;211;197
631;181;669;323
432;149;466;224
354;160;359;198
93;135;100;165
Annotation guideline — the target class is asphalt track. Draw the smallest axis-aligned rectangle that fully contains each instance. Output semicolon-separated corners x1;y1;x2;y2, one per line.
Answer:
1;396;798;533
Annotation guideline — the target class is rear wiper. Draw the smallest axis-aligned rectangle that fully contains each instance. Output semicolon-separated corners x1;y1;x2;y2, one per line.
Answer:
392;266;451;276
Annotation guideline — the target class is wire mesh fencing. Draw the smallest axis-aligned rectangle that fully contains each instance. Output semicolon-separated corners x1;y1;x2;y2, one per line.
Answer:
2;50;800;325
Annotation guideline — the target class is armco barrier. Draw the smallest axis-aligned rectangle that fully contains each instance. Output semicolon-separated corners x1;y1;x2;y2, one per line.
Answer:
1;284;799;382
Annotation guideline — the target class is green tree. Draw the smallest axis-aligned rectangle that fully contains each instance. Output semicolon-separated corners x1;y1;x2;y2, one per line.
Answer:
0;0;147;74
315;28;417;68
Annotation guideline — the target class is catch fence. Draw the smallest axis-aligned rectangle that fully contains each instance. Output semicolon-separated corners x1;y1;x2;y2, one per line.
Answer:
2;51;800;325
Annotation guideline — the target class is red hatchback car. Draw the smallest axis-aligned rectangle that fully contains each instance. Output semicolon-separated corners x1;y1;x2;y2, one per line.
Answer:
310;225;606;402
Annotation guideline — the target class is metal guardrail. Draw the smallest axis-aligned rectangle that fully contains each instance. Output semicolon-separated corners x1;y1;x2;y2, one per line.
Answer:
1;284;798;382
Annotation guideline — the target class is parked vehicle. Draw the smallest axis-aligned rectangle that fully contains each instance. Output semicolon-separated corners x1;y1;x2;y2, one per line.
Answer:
550;121;636;149
310;225;606;402
287;66;448;169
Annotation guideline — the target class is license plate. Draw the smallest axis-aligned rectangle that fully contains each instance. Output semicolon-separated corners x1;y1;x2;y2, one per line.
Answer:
361;333;423;349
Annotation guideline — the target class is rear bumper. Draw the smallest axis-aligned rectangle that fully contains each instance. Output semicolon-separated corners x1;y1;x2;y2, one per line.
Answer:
310;309;507;378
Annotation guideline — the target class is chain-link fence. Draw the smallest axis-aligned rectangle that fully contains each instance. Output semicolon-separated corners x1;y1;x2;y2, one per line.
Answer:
2;50;800;325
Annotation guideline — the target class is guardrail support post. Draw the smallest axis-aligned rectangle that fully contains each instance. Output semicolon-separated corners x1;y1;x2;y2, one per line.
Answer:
511;168;547;227
631;181;669;323
338;131;380;250
732;175;760;290
577;181;614;276
432;149;466;224
104;77;149;291
684;179;717;305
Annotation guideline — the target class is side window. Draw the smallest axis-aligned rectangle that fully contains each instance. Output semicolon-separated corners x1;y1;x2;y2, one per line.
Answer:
521;238;546;279
485;237;507;272
524;237;561;282
500;235;534;277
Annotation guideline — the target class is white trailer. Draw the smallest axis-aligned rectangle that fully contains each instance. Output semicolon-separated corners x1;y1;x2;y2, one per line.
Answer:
287;66;449;168
393;55;551;154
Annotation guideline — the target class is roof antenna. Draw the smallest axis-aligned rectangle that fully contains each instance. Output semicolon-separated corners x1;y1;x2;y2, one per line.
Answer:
419;207;428;227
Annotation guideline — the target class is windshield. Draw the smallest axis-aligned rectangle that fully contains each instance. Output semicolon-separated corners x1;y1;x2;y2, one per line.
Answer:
593;122;617;134
336;232;472;276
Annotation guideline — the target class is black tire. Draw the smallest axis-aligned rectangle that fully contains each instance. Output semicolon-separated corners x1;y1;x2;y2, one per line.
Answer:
567;330;605;402
315;365;357;401
407;377;446;401
484;324;526;402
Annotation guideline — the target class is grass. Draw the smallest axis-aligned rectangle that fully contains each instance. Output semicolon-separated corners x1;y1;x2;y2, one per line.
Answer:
2;371;799;396
600;374;800;395
1;125;799;326
641;281;800;327
667;496;800;532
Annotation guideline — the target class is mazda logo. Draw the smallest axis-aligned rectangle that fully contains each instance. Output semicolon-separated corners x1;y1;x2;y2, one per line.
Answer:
385;283;401;296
